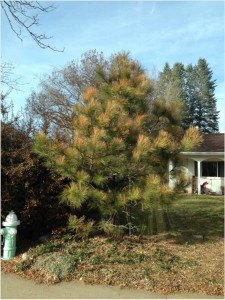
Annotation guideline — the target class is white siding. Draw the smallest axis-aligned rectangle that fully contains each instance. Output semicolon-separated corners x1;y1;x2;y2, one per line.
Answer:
169;154;224;195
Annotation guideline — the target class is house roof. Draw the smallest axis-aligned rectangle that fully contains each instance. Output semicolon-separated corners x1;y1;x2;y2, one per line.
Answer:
194;133;224;152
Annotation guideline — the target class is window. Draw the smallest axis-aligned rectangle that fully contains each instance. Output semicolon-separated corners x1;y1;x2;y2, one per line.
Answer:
218;161;224;177
202;161;224;177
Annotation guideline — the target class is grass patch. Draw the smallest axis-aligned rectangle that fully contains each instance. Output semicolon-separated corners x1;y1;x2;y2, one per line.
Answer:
132;195;224;237
168;195;224;237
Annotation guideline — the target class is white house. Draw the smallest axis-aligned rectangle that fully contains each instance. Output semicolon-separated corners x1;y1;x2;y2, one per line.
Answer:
169;133;224;195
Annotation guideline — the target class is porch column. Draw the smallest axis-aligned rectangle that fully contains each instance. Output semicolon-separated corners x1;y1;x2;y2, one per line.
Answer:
197;160;201;195
168;159;174;188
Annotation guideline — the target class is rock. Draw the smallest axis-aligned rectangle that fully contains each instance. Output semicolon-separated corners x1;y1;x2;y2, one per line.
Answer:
21;253;29;261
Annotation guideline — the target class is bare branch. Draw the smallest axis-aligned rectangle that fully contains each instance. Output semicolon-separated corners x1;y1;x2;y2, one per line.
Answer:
1;1;64;52
1;62;21;91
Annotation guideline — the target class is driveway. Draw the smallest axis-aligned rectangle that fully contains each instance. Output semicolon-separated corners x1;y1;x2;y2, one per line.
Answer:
1;272;223;299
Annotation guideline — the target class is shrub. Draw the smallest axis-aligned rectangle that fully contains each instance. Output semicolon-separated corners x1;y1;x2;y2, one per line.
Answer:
32;252;77;280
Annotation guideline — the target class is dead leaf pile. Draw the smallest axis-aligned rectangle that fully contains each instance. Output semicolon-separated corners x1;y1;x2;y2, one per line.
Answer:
1;235;224;296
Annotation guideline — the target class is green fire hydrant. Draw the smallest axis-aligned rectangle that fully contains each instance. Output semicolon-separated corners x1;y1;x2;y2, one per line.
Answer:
1;211;20;260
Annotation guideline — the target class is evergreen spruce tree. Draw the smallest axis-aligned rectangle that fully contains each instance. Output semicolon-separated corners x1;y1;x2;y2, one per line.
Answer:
34;53;202;236
159;59;219;133
154;62;185;135
157;62;187;132
194;58;219;133
157;62;186;106
184;64;198;129
171;63;186;102
156;63;172;100
171;63;188;129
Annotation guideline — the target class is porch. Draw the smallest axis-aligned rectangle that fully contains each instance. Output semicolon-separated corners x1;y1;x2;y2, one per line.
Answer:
169;152;224;195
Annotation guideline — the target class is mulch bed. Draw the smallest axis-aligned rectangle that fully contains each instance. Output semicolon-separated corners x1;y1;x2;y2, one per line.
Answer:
1;235;224;296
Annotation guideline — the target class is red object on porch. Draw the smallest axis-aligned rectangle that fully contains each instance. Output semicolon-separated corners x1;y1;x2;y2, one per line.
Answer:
200;181;208;194
201;181;208;187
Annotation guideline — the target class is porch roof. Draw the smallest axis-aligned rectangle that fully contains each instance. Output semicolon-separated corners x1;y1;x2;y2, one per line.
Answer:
181;133;224;155
193;133;224;153
180;152;224;156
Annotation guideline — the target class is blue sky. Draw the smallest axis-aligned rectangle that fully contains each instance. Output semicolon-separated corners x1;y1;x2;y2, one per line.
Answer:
2;1;224;131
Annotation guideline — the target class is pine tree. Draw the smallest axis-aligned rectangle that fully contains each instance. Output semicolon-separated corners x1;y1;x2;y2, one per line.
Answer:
34;53;202;236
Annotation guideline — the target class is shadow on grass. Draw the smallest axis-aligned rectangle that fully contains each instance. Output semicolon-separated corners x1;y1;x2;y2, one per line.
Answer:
131;195;224;244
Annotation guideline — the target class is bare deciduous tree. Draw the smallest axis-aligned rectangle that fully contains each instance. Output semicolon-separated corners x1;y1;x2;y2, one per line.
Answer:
0;62;24;93
26;50;108;139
